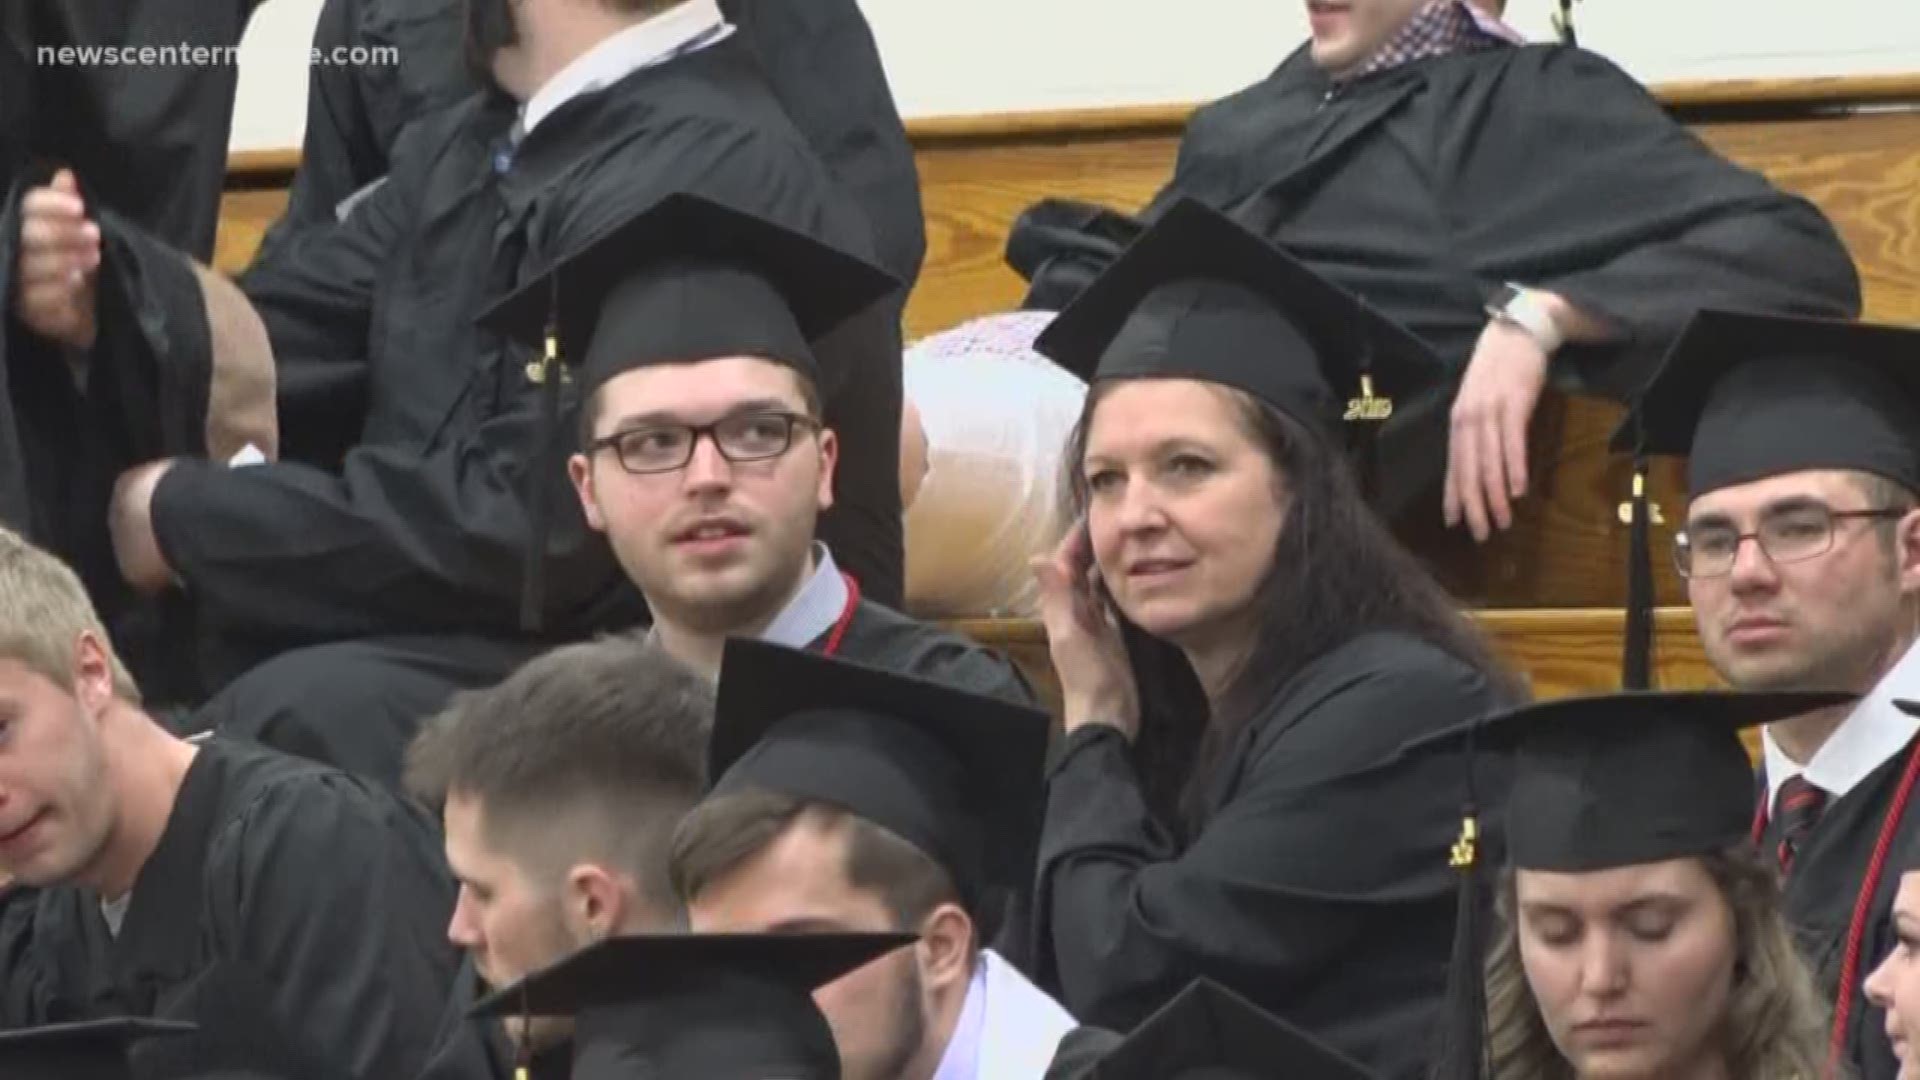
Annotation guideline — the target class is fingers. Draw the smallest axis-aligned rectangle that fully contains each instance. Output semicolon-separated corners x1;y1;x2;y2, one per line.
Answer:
1501;395;1530;501
1448;409;1490;542
1475;406;1512;533
15;174;101;346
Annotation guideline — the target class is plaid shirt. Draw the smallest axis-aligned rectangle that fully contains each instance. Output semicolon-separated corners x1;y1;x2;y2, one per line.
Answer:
1337;0;1523;86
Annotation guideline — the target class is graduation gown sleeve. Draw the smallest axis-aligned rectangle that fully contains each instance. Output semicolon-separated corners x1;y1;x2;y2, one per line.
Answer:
1449;47;1860;394
718;0;924;289
208;773;456;1080
1032;639;1500;1065
257;0;473;262
140;136;507;641
0;178;214;573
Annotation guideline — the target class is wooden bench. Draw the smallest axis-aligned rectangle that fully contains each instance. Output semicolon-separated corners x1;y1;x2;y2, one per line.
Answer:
209;73;1920;706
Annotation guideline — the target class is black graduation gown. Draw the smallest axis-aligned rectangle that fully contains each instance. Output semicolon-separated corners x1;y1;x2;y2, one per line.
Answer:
183;631;549;791
1011;43;1861;517
0;6;28;199
1763;737;1920;1080
1030;632;1513;1080
25;0;264;259
65;40;889;689
819;597;1038;706
264;0;925;289
0;737;459;1079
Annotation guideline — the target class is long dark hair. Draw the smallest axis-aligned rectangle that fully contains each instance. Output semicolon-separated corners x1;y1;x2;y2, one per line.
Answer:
1063;380;1524;833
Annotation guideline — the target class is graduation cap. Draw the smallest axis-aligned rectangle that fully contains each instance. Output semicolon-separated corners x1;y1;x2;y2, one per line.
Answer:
1081;978;1376;1080
472;190;899;633
1609;309;1920;688
1030;196;1442;486
469;930;915;1080
1419;688;1855;1080
0;1017;196;1080
707;637;1053;916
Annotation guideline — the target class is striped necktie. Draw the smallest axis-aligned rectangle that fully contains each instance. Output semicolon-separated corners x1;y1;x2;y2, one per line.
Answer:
1774;774;1828;875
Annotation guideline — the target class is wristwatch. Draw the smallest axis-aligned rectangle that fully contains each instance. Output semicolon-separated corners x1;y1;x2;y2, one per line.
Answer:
1486;283;1566;355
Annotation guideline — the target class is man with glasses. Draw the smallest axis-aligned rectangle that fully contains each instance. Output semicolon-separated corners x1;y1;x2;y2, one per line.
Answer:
485;192;1032;702
1627;308;1920;1080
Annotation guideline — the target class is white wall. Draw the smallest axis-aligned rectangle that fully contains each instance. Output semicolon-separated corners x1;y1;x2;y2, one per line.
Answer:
230;0;1920;152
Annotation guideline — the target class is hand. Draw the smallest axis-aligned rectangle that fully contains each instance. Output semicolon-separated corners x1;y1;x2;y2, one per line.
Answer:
110;460;177;595
14;170;100;350
1443;318;1549;542
1031;522;1139;740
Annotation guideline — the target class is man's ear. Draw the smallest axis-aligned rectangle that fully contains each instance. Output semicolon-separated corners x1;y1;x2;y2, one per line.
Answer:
70;630;117;715
1896;507;1920;592
569;453;607;532
815;428;838;513
564;863;632;941
914;901;975;993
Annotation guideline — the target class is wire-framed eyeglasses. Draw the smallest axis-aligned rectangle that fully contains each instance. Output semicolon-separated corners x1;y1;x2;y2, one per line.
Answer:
1673;504;1907;579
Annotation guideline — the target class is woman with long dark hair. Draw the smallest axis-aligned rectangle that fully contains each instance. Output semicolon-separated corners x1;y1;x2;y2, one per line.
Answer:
1024;197;1525;1079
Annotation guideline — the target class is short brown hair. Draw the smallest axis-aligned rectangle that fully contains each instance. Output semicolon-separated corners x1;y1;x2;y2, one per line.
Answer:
669;789;968;935
0;527;139;704
404;633;712;913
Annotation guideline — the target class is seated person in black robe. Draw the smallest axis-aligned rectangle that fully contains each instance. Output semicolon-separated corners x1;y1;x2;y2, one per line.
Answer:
0;526;458;1079
2;0;282;711
1020;199;1525;1078
482;192;1033;702
257;0;924;609
263;0;925;292
670;639;1076;1080
1007;0;1860;538
1624;311;1920;1080
398;632;716;1080
1421;690;1848;1080
5;0;902;785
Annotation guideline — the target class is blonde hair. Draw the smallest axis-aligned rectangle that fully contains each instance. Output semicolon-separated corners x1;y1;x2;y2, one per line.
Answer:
1484;846;1831;1080
0;528;140;704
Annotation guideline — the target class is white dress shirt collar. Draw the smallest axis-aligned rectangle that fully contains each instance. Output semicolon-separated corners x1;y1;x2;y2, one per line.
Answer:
520;0;731;136
1763;637;1920;809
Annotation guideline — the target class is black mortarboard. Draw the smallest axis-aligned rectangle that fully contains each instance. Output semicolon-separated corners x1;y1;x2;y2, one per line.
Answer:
1615;309;1920;498
708;638;1052;915
0;1018;195;1080
1426;689;1856;872
1081;978;1376;1080
477;190;897;402
472;190;897;633
1608;309;1920;689
469;930;915;1080
1031;196;1442;441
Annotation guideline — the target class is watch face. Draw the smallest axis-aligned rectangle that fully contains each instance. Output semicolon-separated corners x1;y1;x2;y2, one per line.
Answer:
1490;284;1522;312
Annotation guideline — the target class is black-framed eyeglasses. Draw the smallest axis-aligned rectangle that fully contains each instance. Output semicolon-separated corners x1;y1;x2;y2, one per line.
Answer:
1673;504;1907;579
587;411;821;475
